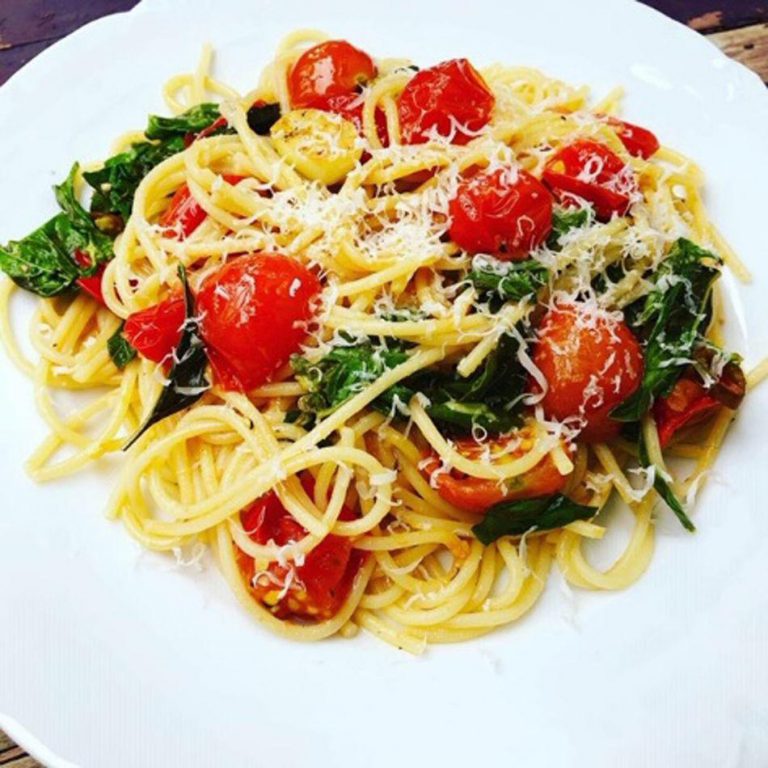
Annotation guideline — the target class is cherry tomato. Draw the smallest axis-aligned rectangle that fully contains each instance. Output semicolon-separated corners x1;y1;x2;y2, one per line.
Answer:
654;360;745;448
197;252;320;391
236;476;364;620
288;40;377;109
532;303;644;442
159;175;245;240
420;428;569;514
542;139;637;221
314;90;390;145
398;59;495;145
448;167;553;259
603;116;660;160
123;294;185;364
72;250;107;305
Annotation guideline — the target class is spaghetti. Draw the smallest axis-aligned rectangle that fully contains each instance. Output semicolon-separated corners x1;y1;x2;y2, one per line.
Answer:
0;30;764;651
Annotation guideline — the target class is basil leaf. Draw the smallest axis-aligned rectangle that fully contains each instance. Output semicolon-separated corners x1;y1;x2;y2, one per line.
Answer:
107;323;137;370
145;103;222;140
468;259;548;305
638;427;695;532
124;266;209;449
546;206;592;250
472;494;598;545
85;136;186;220
612;238;721;422
292;339;412;419
246;102;282;135
0;164;114;296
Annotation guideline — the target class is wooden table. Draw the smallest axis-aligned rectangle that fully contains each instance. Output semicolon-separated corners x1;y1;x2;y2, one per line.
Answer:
0;1;766;765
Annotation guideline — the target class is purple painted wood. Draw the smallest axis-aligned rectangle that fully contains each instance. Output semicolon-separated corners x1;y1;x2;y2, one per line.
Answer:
646;0;767;30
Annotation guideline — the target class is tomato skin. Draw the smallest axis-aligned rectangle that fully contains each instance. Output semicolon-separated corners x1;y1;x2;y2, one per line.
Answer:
197;253;320;391
159;175;245;240
398;59;495;145
654;378;719;449
421;428;569;514
313;90;390;144
532;303;644;442
288;40;377;109
542;139;637;221
604;117;660;160
123;294;186;364
237;476;363;620
72;250;107;305
448;168;553;259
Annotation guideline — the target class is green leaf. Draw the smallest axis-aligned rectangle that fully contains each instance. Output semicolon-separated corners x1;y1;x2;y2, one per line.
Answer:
107;323;137;370
292;339;412;419
612;238;721;422
472;494;598;545
124;266;210;449
637;427;695;532
546;206;592;250
145;103;222;140
246;102;282;135
0;164;115;297
468;259;548;305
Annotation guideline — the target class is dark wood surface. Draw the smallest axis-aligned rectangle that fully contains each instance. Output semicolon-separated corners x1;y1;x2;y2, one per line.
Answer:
1;1;767;766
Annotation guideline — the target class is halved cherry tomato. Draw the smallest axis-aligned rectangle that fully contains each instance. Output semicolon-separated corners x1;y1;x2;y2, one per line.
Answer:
398;59;495;145
72;250;107;305
448;167;553;259
288;40;377;109
532;303;644;442
603;116;660;160
159;175;246;240
542;139;637;221
236;475;364;620
314;90;390;145
654;359;746;448
197;252;320;391
421;427;569;514
123;294;185;364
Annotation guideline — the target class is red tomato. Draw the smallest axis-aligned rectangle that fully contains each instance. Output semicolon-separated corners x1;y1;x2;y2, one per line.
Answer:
72;250;107;305
398;59;495;145
197;253;320;391
603;116;660;160
236;476;364;620
653;378;720;449
532;303;644;442
123;294;185;364
288;40;377;109
542;140;637;221
448;167;553;259
185;115;228;147
421;428;569;514
159;175;245;240
653;360;745;448
314;90;389;145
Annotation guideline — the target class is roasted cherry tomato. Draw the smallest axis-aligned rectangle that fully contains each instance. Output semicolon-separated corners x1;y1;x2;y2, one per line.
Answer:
603;116;660;160
448;167;553;259
542;139;637;221
236;476;364;620
159;175;245;239
123;294;185;364
314;90;390;145
654;359;746;448
420;427;569;514
288;40;377;109
532;303;644;442
72;250;107;305
197;252;320;391
398;59;495;145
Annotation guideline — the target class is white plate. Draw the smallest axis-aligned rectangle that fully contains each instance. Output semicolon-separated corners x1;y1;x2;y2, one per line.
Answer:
1;1;767;766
